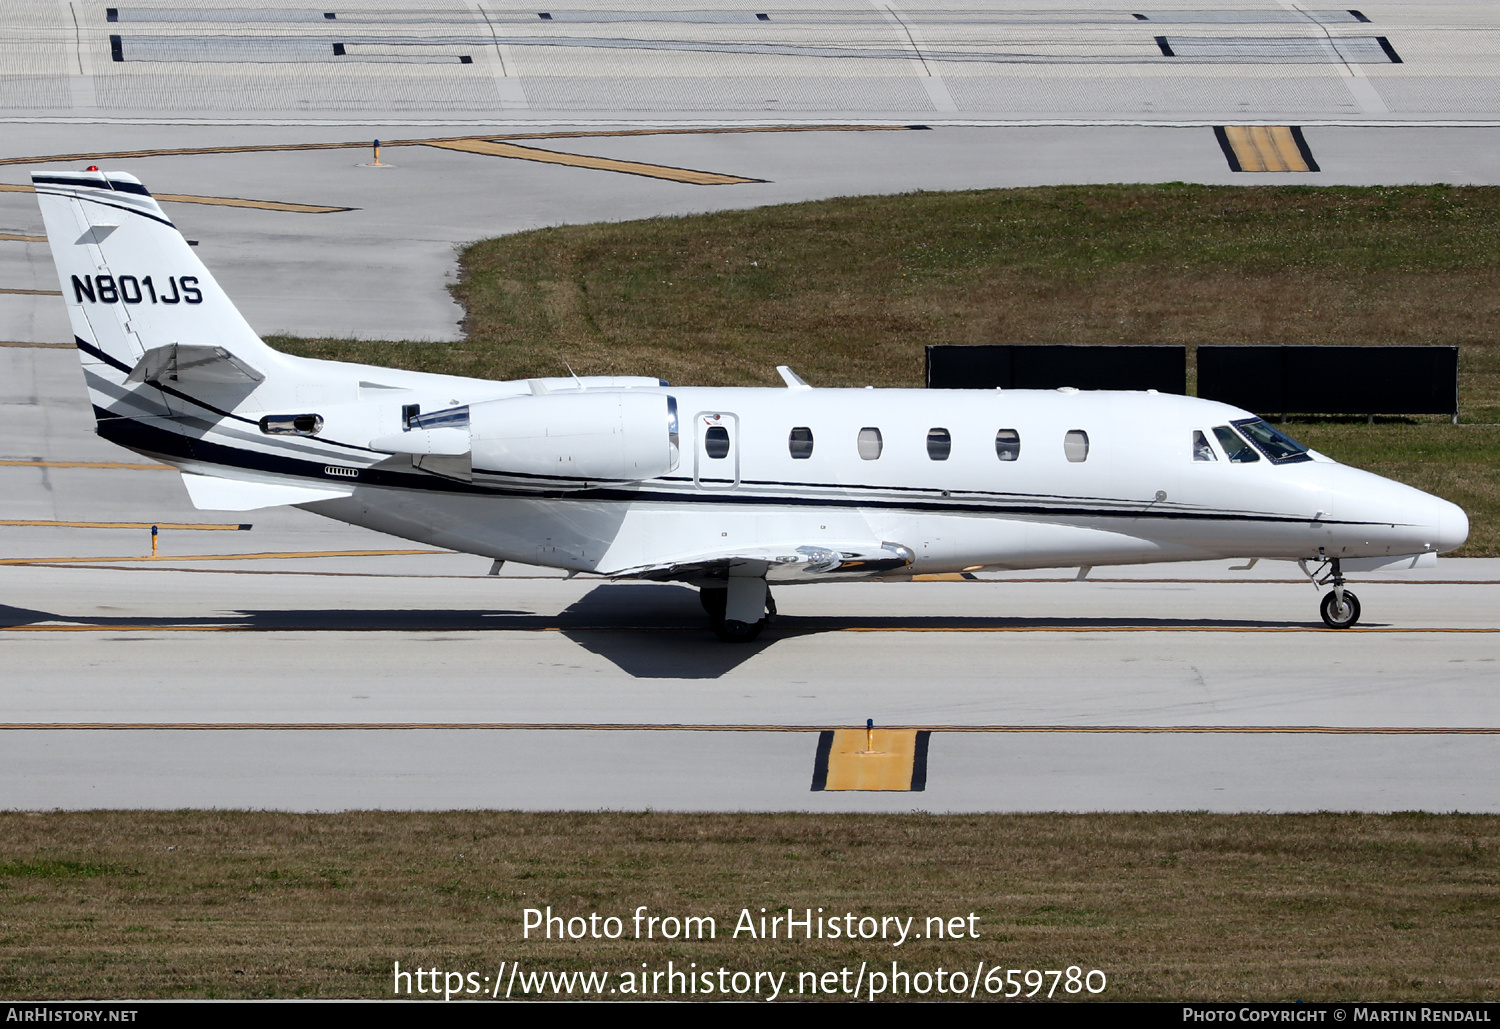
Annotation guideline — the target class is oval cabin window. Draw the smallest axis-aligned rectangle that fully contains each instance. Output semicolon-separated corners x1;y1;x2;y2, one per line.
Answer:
788;426;814;459
704;425;730;459
1064;429;1089;463
995;428;1020;462
926;428;952;461
857;427;883;460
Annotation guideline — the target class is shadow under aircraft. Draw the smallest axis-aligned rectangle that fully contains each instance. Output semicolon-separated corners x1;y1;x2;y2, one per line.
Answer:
3;584;1335;681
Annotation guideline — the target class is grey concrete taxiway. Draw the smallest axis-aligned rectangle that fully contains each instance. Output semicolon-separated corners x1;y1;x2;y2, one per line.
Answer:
2;1;1497;810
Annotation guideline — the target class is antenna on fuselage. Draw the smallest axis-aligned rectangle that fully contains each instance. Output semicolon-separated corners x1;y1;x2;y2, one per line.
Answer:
563;361;584;391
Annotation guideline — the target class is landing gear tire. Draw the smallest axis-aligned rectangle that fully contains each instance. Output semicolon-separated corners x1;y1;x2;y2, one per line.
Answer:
700;588;727;619
713;616;765;643
700;585;773;642
1320;589;1361;629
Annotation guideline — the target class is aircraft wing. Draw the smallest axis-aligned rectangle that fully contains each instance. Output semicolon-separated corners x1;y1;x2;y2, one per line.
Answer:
605;541;914;583
181;472;354;511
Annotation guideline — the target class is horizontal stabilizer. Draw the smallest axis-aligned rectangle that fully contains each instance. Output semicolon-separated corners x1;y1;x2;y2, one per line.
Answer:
181;472;353;511
369;429;471;456
127;344;263;386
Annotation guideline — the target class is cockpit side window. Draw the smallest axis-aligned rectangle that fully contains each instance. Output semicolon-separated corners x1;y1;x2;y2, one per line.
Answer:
1232;418;1313;464
1212;425;1260;463
1192;430;1217;462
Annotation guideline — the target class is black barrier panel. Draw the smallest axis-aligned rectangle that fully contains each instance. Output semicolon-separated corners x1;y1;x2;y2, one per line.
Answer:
1198;346;1458;416
926;345;1187;394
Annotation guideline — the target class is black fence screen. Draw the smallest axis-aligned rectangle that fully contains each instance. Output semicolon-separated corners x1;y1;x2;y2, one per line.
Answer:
925;345;1187;394
1197;346;1458;417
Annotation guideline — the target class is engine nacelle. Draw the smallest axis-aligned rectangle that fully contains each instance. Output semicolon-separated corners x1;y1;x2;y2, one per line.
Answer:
468;391;678;485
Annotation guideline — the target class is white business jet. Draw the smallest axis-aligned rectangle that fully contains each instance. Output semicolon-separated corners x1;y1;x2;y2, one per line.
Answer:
33;170;1468;640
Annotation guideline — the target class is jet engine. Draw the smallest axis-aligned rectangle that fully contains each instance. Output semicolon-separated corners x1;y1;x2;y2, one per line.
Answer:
469;391;679;484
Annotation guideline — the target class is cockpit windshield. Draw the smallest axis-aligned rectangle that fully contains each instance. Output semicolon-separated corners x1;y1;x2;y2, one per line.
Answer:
1212;425;1259;463
1232;418;1312;464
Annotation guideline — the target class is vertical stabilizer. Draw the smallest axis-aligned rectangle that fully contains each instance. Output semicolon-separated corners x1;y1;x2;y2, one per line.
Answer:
32;170;276;372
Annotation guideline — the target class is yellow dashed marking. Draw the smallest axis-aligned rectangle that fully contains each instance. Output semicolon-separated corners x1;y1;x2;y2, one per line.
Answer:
422;139;761;184
1219;125;1316;172
0;233;45;242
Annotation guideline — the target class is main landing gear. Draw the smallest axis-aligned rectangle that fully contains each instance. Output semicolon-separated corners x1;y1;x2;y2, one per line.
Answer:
1300;556;1361;629
700;579;776;642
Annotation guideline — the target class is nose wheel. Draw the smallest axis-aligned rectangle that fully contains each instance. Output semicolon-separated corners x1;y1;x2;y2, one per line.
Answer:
1319;588;1361;629
1301;556;1362;629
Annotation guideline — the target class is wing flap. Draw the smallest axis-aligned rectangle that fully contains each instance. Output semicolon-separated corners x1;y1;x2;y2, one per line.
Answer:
606;541;914;582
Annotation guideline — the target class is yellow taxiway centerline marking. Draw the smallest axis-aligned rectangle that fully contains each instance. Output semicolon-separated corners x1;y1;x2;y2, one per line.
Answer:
0;182;349;213
0;548;443;565
0;520;248;530
0;460;172;469
1;723;1497;734
152;192;350;213
0;288;60;295
0;623;1493;633
0;124;918;167
421;138;762;184
0;233;46;242
0;125;928;188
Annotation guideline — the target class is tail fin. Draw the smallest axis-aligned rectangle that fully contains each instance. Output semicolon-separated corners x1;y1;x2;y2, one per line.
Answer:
32;169;276;373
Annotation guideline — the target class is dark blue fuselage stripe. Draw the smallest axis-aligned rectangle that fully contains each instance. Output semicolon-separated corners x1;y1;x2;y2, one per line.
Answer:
35;188;175;228
94;412;1381;527
33;175;154;198
77;336;377;455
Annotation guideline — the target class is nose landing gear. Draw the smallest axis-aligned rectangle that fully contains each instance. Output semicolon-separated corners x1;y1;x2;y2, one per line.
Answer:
1319;587;1361;629
1300;556;1361;629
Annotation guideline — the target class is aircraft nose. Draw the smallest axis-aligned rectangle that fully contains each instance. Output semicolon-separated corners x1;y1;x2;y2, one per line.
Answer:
1432;496;1469;553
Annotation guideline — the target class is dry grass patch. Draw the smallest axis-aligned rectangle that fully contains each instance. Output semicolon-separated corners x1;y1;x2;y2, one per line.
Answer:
1;812;1498;1001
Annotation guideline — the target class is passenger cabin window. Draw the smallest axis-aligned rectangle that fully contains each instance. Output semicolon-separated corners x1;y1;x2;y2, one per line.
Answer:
788;426;814;459
1212;425;1259;463
926;428;951;461
704;425;731;459
857;427;883;460
995;429;1020;462
1063;429;1089;463
1193;430;1217;462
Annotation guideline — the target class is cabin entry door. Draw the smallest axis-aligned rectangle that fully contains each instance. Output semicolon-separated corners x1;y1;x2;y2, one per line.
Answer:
693;411;740;490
